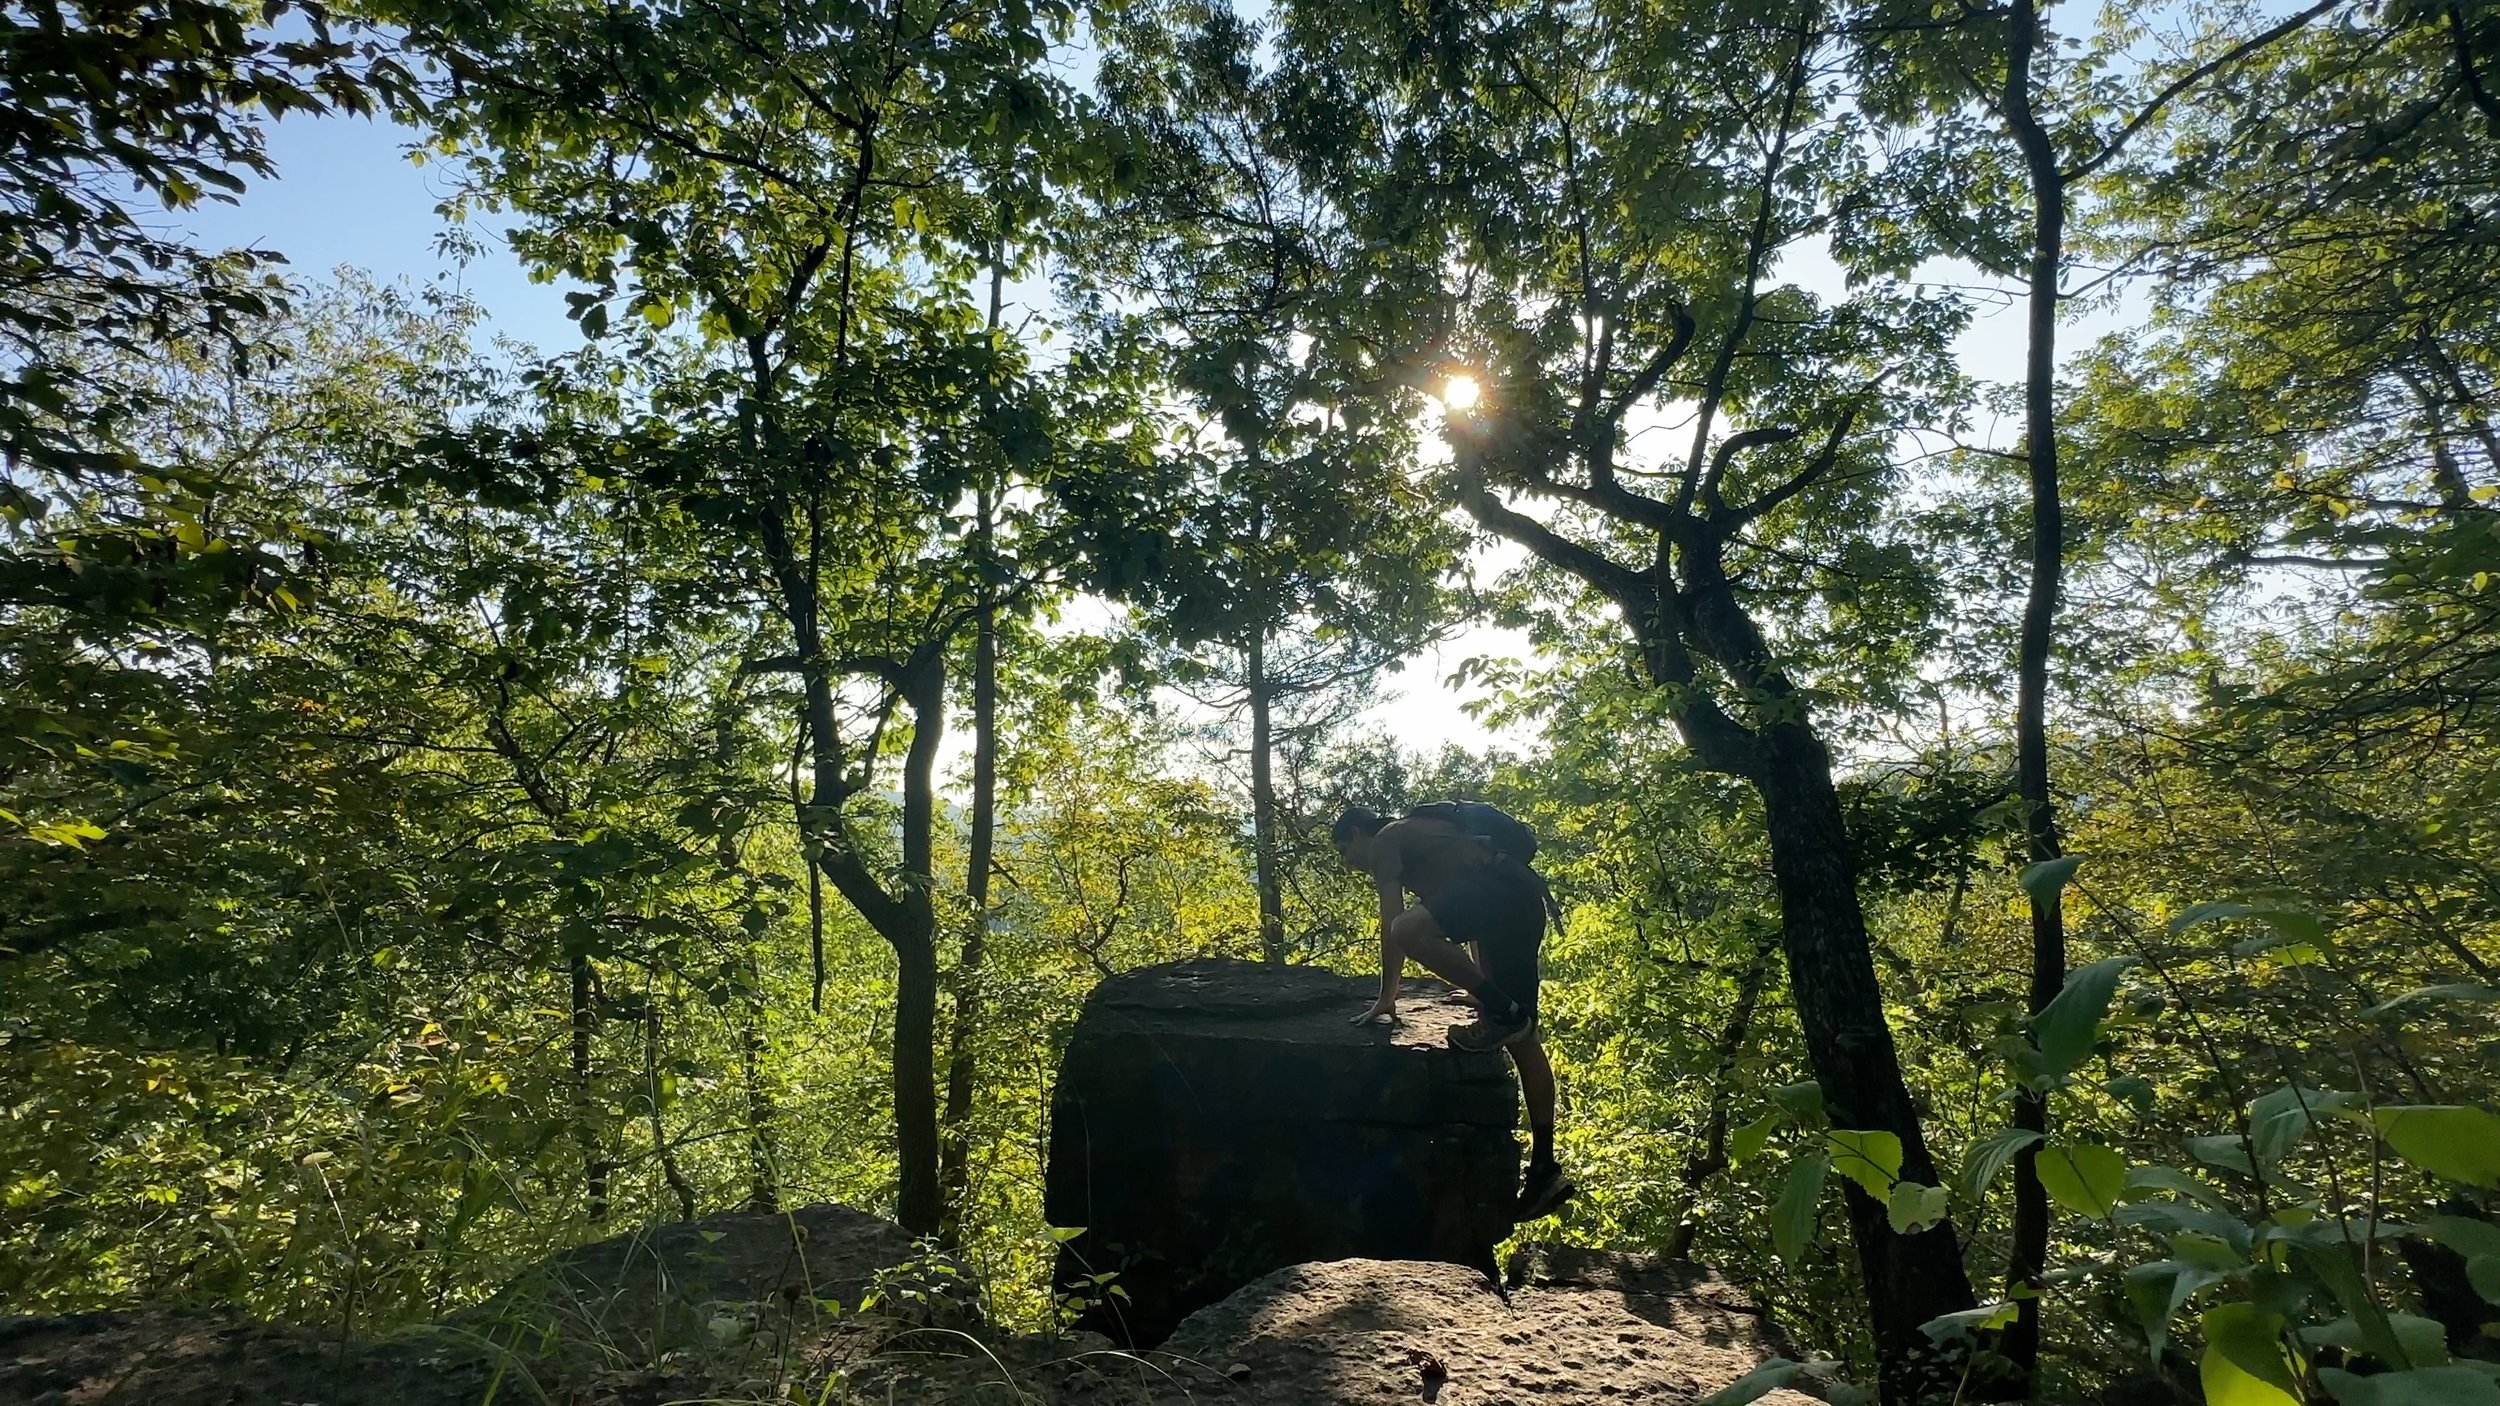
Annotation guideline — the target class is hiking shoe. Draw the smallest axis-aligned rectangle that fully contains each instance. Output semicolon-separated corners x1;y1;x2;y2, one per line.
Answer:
1516;1162;1577;1222
1449;1007;1535;1052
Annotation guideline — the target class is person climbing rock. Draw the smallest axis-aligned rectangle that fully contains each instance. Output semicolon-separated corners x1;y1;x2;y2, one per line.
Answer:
1333;802;1576;1223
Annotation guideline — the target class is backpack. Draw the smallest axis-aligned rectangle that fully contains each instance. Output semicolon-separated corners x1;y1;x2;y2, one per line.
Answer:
1405;799;1563;927
1404;799;1538;870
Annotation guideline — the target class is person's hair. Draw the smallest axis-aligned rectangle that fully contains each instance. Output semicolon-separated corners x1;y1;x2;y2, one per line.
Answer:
1331;806;1388;847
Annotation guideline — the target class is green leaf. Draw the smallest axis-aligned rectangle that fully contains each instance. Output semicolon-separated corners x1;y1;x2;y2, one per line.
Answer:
2471;1256;2500;1305
2124;1259;2222;1362
1957;1128;2042;1203
2375;1106;2500;1188
1730;1113;1780;1167
1920;1300;2017;1341
2415;1215;2500;1260
2124;1164;2223;1208
2019;855;2082;903
2319;1366;2500;1406
2363;985;2500;1019
2249;1085;2361;1165
2200;1303;2303;1406
2036;1143;2127;1218
1826;1129;1904;1198
2189;1135;2258;1176
2302;1312;2448;1368
2034;957;2132;1081
1772;1080;1826;1126
1699;1358;1835;1406
1887;1182;1950;1235
1774;1154;1829;1264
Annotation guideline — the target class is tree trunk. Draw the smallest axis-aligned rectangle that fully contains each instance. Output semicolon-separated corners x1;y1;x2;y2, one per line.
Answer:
1247;627;1287;963
741;956;781;1214
2003;0;2068;1375
1753;723;1977;1402
645;984;698;1221
570;951;610;1223
940;249;1009;1242
940;481;1000;1243
1663;938;1773;1260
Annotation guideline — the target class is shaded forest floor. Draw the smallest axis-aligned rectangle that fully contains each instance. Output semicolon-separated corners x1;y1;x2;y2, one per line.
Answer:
0;1209;1814;1406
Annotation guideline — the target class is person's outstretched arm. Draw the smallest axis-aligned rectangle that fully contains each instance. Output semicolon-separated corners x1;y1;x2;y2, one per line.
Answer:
1353;833;1406;1024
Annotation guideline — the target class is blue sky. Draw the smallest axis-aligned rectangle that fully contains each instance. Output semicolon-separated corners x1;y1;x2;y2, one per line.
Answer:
178;109;581;352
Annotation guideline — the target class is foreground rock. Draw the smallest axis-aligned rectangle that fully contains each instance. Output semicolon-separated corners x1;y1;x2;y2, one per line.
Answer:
1048;958;1519;1346
0;1203;949;1406
860;1247;1821;1405
457;1201;964;1361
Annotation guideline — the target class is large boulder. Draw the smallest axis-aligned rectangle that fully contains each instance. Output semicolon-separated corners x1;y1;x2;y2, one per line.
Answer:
854;1246;1820;1405
456;1201;965;1362
1046;958;1519;1346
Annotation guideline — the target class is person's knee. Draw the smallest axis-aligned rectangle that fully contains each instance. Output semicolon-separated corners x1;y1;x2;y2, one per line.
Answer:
1389;906;1442;948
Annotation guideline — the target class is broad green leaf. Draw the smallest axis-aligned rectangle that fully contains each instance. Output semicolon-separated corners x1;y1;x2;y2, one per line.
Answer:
1826;1129;1904;1198
2034;957;2132;1081
2036;1142;2127;1218
1730;1113;1780;1167
2303;1312;2448;1368
2319;1366;2500;1406
1772;1081;1826;1126
2416;1215;2500;1260
2249;1086;2362;1165
1920;1300;2017;1341
2200;1303;2303;1406
2124;1259;2222;1361
1698;1357;1834;1406
2125;1164;2223;1208
2363;984;2500;1019
2375;1106;2500;1188
2472;1255;2500;1305
1887;1182;1949;1235
2120;1200;2253;1249
2189;1135;2258;1176
2018;855;2081;903
2296;1238;2424;1368
1774;1154;1829;1264
1956;1128;2041;1202
2172;901;2260;935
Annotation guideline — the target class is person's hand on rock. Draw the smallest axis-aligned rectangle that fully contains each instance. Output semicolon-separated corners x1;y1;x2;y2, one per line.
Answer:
1352;993;1399;1025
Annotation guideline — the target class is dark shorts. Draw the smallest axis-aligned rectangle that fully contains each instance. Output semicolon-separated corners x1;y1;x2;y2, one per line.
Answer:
1419;865;1547;1019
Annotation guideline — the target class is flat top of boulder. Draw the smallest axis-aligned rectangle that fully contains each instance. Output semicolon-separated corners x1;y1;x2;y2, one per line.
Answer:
1079;958;1495;1055
861;1249;1820;1406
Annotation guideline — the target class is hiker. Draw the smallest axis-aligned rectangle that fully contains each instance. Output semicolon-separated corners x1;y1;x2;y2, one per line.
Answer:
1332;802;1574;1222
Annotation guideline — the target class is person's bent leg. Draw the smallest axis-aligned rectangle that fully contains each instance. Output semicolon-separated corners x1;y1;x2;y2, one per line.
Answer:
1509;1036;1557;1170
1387;905;1500;1003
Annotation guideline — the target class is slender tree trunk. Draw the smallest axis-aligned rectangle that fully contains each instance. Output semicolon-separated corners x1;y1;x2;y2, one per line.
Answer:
570;952;610;1223
1247;627;1286;963
646;983;698;1221
1663;939;1773;1259
887;657;948;1236
741;958;780;1213
940;484;1000;1242
940;250;1009;1243
2003;0;2068;1375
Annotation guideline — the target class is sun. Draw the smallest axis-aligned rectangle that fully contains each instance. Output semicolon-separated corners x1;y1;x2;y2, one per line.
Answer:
1441;374;1482;412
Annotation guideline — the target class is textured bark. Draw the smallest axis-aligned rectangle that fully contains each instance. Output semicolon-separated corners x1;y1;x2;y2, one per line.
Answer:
2002;0;2067;1373
1753;729;1975;1399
